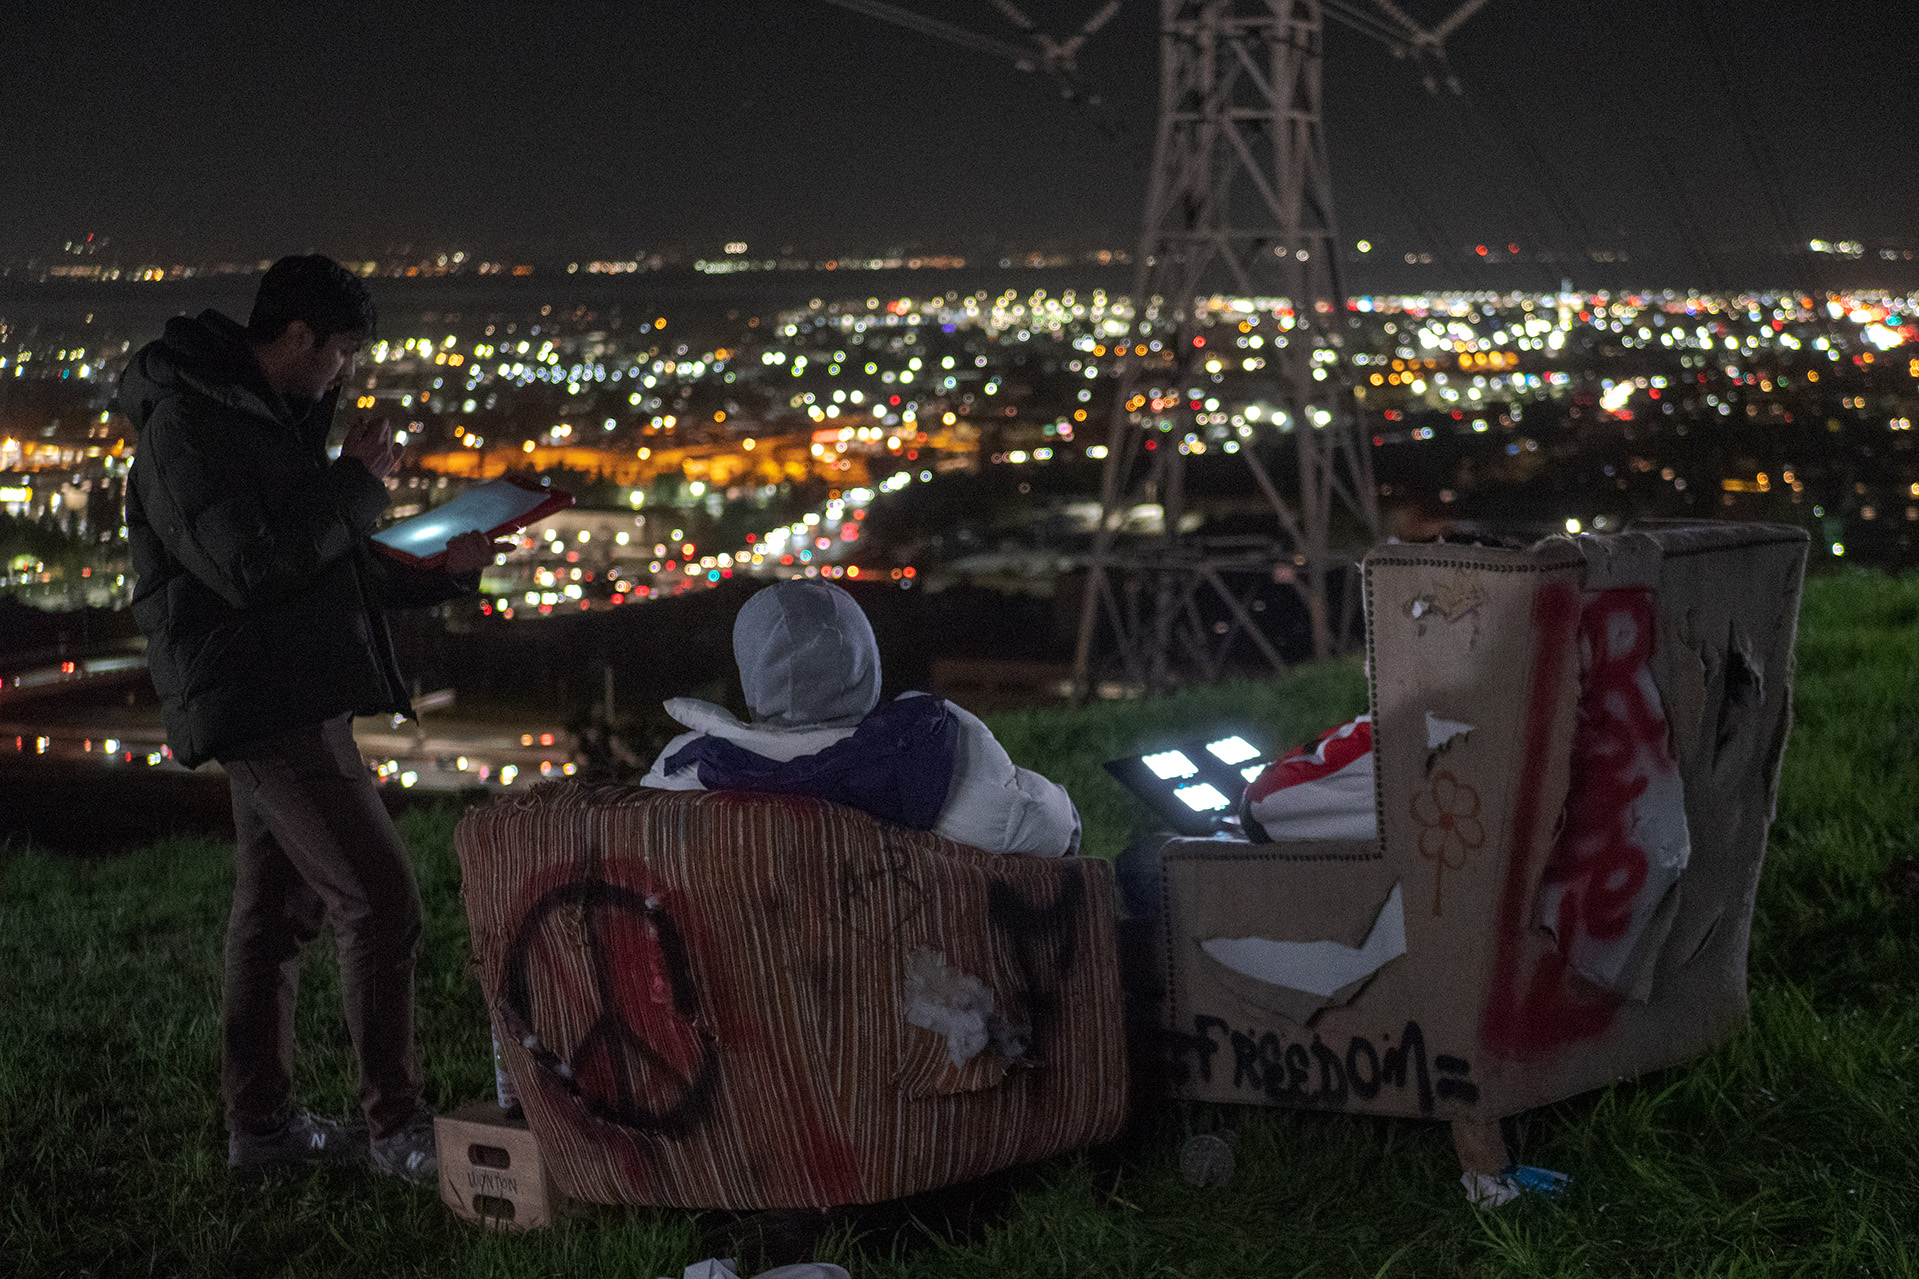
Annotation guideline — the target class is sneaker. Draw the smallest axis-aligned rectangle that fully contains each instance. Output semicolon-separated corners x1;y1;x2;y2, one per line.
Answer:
368;1106;438;1185
228;1107;368;1171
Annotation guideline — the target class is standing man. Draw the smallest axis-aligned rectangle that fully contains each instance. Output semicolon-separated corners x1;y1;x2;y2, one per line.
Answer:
116;255;495;1182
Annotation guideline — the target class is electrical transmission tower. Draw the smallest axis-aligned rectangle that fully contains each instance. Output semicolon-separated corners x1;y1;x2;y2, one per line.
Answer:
1071;0;1485;694
819;0;1486;690
1073;0;1371;693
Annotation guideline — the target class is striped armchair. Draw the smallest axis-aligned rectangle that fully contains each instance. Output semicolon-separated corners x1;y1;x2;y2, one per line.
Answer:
455;784;1128;1209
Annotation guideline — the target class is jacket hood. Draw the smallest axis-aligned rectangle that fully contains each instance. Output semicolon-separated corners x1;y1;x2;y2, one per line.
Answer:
114;309;283;433
733;579;881;728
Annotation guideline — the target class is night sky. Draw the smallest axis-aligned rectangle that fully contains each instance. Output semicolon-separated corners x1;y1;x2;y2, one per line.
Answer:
4;1;1915;280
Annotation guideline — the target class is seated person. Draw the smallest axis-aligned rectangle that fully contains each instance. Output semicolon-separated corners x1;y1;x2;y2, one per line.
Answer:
640;579;1081;857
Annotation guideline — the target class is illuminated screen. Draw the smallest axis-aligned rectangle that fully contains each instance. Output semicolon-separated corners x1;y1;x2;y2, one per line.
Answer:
1142;750;1198;780
1241;763;1268;783
1174;782;1232;812
372;479;555;558
1205;735;1261;766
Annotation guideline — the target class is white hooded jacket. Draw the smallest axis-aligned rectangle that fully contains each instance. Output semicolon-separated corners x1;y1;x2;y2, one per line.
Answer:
639;580;1080;858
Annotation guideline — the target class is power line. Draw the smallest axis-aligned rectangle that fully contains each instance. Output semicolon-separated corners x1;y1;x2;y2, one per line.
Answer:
1447;71;1598;272
1645;146;1723;292
1683;0;1802;247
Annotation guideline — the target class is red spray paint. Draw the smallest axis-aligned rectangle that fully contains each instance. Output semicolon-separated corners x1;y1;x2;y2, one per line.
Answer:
1478;581;1624;1061
1531;587;1690;996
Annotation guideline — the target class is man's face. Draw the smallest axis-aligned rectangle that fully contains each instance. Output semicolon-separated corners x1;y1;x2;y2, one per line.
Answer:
286;322;362;400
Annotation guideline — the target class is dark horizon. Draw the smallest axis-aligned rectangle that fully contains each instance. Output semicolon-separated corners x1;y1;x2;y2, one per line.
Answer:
4;2;1917;289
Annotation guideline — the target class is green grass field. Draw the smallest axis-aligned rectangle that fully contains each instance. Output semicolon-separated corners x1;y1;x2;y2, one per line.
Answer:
4;572;1917;1277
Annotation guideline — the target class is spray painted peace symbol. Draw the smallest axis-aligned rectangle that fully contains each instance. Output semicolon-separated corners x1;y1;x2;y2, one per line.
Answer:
499;876;720;1136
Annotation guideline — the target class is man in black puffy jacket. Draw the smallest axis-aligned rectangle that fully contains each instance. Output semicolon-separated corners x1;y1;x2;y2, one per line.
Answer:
117;255;494;1182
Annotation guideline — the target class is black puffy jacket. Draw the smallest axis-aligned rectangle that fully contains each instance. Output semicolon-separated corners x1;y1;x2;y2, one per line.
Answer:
117;310;468;766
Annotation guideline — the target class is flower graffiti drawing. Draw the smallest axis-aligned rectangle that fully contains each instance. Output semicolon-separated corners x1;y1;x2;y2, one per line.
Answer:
1412;770;1484;916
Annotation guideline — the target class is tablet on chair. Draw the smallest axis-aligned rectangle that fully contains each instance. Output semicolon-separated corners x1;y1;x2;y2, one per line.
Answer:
1103;733;1273;836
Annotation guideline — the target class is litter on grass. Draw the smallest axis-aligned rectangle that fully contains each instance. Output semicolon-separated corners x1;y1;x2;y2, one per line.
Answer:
1178;1131;1238;1187
1462;1164;1572;1208
667;1262;850;1279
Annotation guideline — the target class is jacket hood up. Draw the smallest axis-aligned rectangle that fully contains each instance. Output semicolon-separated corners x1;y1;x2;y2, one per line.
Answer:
732;579;881;728
114;309;295;436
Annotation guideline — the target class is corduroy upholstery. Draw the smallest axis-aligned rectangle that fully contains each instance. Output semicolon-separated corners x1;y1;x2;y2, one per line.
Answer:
456;784;1128;1209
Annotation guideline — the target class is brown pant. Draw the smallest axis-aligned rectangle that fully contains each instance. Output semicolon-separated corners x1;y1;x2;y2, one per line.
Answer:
220;714;423;1139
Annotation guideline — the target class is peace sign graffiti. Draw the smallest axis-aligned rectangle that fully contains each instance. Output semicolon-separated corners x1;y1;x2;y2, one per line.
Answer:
499;876;719;1137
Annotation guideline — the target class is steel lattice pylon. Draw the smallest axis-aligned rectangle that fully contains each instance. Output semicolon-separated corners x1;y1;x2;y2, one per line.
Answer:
1071;0;1381;696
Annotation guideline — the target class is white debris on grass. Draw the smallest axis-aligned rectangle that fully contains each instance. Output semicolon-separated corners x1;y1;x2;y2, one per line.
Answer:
1462;1171;1521;1208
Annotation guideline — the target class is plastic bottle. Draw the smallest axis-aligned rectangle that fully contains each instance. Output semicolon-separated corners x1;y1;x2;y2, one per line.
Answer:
492;1027;520;1112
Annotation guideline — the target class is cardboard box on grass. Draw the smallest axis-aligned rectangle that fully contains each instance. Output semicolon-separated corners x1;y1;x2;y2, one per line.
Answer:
1150;523;1808;1162
436;1102;566;1230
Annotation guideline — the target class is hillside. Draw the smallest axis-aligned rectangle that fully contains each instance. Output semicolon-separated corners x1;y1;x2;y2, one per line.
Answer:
2;572;1915;1277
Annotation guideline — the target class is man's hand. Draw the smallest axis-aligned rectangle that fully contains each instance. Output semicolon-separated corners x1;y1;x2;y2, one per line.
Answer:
341;415;402;480
444;530;511;576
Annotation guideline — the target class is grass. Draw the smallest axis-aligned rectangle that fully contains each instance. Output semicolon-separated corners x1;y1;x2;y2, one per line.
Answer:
3;571;1918;1277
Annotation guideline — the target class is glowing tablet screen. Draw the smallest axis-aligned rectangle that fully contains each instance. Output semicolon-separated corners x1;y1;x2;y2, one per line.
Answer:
1142;749;1198;780
372;479;558;560
1174;782;1232;812
1206;735;1262;766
